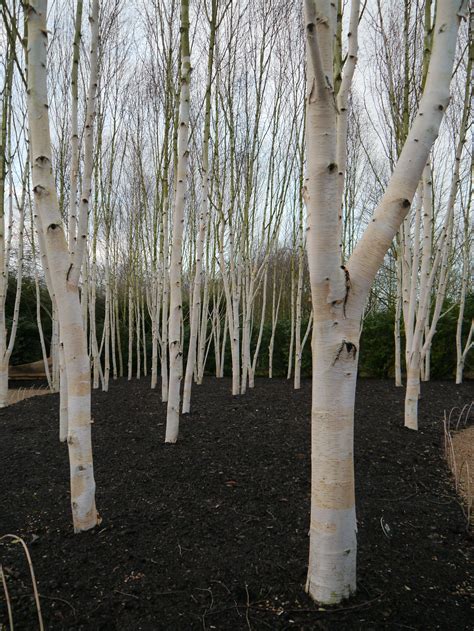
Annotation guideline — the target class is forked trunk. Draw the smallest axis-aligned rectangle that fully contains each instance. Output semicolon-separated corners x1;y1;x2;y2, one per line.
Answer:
304;0;463;604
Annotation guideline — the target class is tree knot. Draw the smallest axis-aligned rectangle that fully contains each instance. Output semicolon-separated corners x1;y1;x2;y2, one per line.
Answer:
333;339;357;364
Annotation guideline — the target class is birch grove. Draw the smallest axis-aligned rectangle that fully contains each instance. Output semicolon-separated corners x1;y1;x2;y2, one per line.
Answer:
0;0;471;603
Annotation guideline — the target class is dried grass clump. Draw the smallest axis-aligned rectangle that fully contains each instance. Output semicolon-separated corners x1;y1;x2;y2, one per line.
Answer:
442;403;473;529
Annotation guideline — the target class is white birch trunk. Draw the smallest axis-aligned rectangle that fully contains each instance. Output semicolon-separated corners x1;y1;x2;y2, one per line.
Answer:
165;0;191;443
150;269;161;389
196;266;210;384
0;39;13;408
249;270;268;388
394;253;402;386
32;239;52;390
161;214;169;400
136;295;141;380
304;0;463;603
68;0;99;287
68;0;83;252
220;311;227;379
456;182;472;383
26;0;99;531
182;0;216;412
457;320;473;383
219;221;240;394
111;287;118;380
294;227;305;389
59;341;68;442
51;301;60;392
103;238;111;391
115;288;124;377
287;257;296;379
211;293;221;379
141;293;147;377
240;274;253;395
0;164;26;407
268;269;282;379
127;285;133;380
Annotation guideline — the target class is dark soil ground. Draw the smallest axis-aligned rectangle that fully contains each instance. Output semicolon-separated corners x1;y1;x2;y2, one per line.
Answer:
1;377;473;630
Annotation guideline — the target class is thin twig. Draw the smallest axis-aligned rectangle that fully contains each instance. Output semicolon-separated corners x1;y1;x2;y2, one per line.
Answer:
0;535;44;631
456;404;469;431
39;593;76;618
1;563;14;631
244;583;252;631
114;589;139;600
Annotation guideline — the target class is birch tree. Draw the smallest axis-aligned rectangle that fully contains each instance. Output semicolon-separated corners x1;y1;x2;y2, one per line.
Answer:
455;161;473;383
0;30;16;407
403;20;472;429
165;0;191;443
26;0;99;532
182;0;217;414
303;0;466;604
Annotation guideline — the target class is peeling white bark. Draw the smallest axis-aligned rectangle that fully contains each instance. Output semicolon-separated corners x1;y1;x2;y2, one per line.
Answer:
304;0;463;603
165;0;191;443
26;0;99;532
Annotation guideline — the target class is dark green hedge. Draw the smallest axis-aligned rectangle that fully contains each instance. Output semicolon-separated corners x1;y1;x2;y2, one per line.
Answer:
6;273;473;380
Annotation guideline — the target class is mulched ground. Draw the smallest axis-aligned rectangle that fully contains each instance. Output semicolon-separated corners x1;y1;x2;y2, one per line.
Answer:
1;377;473;630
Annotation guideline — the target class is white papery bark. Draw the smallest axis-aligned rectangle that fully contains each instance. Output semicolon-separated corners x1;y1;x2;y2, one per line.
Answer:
456;173;473;383
59;342;68;442
33;175;60;393
182;0;216;413
69;0;99;287
294;213;305;389
26;0;99;532
111;285;118;380
211;288;224;379
304;0;464;603
68;0;83;253
420;51;472;369
268;267;282;379
127;284;133;380
161;206;169;400
0;134;28;407
150;268;161;390
141;294;147;376
0;36;14;408
165;0;191;443
219;219;241;395
241;271;256;394
287;258;295;379
457;320;473;383
196;264;210;384
31;219;52;390
249;270;268;388
404;172;430;431
394;253;402;386
103;237;111;391
0;180;26;407
136;295;141;379
89;231;102;389
220;311;227;378
115;287;124;377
